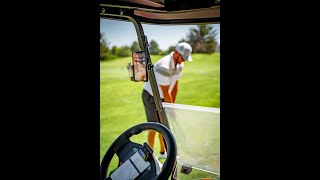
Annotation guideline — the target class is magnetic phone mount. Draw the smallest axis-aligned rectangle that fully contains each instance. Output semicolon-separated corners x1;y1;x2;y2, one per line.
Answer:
127;62;134;81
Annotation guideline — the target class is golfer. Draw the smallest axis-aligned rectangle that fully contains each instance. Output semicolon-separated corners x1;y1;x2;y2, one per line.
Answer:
142;42;193;159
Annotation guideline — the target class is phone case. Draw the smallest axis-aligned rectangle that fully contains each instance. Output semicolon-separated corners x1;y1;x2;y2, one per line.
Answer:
132;51;148;82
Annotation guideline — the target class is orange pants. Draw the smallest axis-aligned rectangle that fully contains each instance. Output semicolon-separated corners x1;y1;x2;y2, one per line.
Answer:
148;130;166;153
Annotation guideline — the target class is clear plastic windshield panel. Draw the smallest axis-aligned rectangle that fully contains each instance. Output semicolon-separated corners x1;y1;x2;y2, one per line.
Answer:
163;103;220;178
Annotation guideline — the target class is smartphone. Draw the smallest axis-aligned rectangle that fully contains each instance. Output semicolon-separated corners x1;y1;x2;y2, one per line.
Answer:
132;51;148;82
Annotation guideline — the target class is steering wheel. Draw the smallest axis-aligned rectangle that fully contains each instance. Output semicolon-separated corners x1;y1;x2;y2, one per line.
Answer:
100;122;177;180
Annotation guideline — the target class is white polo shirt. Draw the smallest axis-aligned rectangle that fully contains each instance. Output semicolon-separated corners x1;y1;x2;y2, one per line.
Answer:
143;52;184;99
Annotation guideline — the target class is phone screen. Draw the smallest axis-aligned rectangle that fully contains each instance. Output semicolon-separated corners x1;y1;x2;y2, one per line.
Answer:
132;51;148;82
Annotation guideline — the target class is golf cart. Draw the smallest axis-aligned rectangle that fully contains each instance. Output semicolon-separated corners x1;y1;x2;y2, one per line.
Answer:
100;0;220;179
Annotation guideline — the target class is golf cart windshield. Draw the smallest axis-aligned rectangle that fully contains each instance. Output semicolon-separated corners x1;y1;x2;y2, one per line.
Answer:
164;103;220;176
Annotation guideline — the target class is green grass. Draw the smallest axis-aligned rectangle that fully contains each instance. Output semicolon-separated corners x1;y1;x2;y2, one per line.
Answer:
100;53;220;178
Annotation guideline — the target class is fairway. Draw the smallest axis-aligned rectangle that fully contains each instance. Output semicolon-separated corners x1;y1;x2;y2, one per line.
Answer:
100;53;220;177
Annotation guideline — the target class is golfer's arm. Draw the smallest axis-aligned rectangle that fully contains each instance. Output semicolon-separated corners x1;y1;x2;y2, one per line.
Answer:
171;81;178;103
160;85;173;103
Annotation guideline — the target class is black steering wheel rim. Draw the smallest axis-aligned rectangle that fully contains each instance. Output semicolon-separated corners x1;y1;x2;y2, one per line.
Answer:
100;122;177;180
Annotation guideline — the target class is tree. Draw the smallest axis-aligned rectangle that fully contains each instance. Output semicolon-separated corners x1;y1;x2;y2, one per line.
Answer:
100;33;107;53
118;46;131;57
111;46;119;56
178;38;187;43
165;45;176;54
100;33;110;60
149;40;161;55
187;25;217;53
131;41;141;52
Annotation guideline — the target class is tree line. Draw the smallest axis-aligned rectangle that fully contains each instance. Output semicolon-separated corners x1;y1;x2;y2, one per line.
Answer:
100;25;218;61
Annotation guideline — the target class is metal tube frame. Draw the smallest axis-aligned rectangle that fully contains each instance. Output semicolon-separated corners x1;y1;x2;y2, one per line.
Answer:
100;8;170;129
